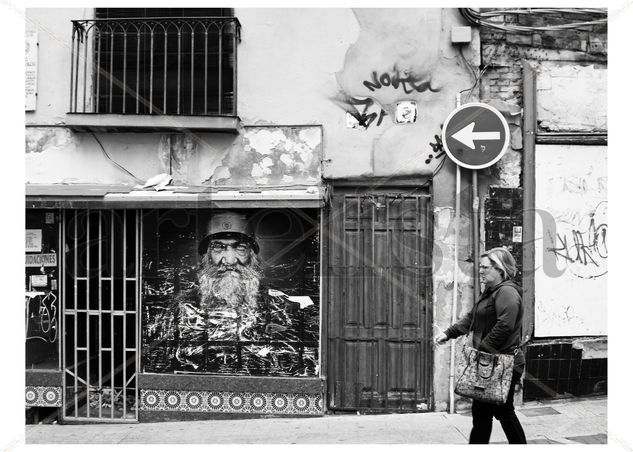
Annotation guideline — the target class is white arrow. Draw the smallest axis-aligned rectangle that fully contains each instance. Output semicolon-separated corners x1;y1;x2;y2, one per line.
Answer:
451;122;500;150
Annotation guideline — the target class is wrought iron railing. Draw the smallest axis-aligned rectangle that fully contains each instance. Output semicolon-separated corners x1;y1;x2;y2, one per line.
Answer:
70;17;240;116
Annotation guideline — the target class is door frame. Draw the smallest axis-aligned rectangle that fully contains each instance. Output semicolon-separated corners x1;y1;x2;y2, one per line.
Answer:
323;179;434;412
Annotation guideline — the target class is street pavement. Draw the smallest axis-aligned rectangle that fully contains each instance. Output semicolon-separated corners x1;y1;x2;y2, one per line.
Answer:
24;396;607;445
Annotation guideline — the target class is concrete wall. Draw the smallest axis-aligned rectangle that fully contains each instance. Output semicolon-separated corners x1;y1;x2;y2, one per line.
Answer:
25;8;474;185
25;8;91;122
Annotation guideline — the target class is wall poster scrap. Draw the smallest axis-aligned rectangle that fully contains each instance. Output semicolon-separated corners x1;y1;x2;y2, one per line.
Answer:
142;208;320;377
535;145;607;337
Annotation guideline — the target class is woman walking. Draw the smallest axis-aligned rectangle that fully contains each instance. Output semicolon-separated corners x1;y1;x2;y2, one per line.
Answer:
435;247;527;444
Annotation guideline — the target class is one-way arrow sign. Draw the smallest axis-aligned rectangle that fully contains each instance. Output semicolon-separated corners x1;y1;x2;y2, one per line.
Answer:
451;122;501;150
441;103;510;169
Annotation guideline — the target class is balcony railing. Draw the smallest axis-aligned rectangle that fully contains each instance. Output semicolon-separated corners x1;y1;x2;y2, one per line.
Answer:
70;17;240;116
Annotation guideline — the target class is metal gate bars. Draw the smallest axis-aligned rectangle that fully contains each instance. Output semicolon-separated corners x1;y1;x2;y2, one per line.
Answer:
327;188;433;412
62;210;140;421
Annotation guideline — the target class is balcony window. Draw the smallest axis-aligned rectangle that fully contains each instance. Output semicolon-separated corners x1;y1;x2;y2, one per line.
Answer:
70;8;239;116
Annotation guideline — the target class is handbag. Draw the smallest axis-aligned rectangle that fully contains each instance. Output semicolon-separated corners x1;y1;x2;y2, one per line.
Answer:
453;286;522;405
454;344;516;405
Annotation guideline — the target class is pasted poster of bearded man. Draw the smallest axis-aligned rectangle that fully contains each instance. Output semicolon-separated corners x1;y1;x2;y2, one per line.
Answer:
145;211;319;376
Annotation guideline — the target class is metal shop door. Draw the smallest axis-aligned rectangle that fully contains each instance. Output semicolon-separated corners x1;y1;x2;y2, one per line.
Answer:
326;187;433;412
62;210;141;421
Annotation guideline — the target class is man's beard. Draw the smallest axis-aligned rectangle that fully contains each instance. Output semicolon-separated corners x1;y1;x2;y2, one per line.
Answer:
197;252;262;313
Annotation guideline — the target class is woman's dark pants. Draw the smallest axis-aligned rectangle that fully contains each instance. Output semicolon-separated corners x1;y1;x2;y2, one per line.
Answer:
468;370;527;444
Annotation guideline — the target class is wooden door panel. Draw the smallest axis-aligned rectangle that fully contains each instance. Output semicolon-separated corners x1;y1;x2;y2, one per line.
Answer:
327;188;433;412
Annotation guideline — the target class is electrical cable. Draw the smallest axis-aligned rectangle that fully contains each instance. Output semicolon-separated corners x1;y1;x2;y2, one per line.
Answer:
459;8;606;33
90;132;144;183
458;45;477;85
433;154;447;177
466;66;487;103
477;8;607;17
421;154;448;188
457;45;488;103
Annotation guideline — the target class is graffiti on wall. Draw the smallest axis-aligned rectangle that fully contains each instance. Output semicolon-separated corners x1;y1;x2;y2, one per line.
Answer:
426;133;446;164
363;68;440;94
333;94;388;129
26;291;58;343
330;8;468;177
547;201;607;279
535;145;607;336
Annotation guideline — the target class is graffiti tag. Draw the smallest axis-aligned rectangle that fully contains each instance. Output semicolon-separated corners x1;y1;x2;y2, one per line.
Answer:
341;96;388;129
26;291;58;343
561;176;607;194
546;202;607;278
363;70;439;94
425;133;446;164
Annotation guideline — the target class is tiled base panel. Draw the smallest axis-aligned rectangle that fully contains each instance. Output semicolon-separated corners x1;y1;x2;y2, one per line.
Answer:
25;386;62;407
140;389;323;415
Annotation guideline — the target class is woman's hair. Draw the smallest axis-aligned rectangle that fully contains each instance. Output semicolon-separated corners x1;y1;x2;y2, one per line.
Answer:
482;247;517;280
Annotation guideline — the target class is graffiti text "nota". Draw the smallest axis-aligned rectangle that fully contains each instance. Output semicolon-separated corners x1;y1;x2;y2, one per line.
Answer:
363;71;439;94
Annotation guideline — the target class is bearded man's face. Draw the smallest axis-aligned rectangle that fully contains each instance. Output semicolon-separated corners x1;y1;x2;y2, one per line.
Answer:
198;237;261;311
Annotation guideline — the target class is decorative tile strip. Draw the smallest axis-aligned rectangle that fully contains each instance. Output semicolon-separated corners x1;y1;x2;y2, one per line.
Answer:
25;386;62;407
140;390;323;416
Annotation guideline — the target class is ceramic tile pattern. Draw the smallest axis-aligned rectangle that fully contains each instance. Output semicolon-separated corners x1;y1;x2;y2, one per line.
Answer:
26;386;62;407
140;389;323;415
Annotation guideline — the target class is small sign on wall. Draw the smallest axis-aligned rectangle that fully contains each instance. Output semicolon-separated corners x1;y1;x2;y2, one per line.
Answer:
25;30;38;111
26;229;42;252
26;253;57;267
30;274;48;288
395;101;417;124
512;226;523;243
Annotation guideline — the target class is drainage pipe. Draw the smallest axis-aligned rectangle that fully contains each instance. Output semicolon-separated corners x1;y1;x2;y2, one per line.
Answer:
448;93;462;414
448;164;460;414
522;60;537;341
473;170;480;302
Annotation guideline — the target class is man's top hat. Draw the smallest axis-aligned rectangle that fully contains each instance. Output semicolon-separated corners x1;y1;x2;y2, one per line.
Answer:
198;211;259;255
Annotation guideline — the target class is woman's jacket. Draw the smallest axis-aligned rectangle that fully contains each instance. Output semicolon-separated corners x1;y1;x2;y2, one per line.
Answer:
444;280;525;372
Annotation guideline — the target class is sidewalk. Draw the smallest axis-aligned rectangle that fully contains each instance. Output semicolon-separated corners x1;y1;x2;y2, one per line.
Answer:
24;396;607;445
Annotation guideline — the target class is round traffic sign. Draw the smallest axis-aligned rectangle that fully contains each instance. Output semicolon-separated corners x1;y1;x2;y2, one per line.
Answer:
441;103;510;170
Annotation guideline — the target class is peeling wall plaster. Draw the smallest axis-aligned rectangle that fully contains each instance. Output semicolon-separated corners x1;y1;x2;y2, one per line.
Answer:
208;126;322;186
25;126;321;188
25;128;138;184
496;150;522;188
432;205;478;406
537;63;607;132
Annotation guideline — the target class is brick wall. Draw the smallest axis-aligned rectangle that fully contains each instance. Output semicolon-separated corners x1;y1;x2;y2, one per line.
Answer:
479;9;607;106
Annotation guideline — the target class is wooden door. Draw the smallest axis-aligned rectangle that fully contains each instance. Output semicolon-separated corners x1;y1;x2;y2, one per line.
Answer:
326;187;433;412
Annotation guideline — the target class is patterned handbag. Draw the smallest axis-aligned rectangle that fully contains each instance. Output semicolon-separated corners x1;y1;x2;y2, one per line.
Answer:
455;345;515;405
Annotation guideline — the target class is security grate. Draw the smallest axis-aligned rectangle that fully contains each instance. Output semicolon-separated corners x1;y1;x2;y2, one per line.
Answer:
62;210;141;422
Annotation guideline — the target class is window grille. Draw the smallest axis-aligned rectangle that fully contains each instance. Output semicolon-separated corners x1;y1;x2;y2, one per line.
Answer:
70;9;239;116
